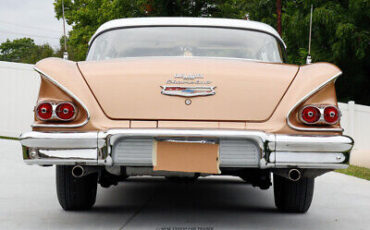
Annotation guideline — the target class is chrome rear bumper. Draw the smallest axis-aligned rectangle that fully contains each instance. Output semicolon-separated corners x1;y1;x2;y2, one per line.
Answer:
20;129;353;169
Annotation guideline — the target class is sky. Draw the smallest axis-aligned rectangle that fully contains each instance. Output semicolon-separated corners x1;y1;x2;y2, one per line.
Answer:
0;0;72;49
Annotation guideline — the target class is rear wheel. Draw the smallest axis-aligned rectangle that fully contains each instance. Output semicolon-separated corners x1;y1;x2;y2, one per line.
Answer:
273;174;314;213
56;165;98;210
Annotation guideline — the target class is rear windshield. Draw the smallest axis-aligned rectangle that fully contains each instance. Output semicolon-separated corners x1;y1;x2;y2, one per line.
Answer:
87;26;284;62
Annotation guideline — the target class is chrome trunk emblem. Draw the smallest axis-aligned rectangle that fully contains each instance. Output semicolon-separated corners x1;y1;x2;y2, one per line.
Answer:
161;86;216;97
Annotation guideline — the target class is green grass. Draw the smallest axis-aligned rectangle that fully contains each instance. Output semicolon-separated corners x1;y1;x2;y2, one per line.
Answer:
0;136;19;141
336;165;370;181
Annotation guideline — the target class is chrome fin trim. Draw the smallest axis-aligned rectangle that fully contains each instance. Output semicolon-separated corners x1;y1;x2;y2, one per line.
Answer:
286;72;344;132
32;66;90;128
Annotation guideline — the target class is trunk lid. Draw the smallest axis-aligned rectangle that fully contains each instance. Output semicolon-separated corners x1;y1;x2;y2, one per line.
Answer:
78;58;298;121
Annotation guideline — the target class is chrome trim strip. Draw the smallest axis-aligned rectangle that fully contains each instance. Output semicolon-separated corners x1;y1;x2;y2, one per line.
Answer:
270;163;348;169
104;129;273;152
269;152;346;164
32;67;90;128
160;138;217;144
37;149;97;163
24;159;95;166
87;56;283;64
20;131;98;148
286;72;344;132
160;86;216;97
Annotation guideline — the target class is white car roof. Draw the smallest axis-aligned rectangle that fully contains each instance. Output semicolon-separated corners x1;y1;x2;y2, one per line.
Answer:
89;17;286;48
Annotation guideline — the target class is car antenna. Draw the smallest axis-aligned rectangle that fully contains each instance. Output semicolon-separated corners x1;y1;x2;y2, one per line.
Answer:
62;0;68;60
306;4;313;64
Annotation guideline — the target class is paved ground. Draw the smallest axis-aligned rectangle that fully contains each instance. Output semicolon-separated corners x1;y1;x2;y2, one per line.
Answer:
1;139;369;230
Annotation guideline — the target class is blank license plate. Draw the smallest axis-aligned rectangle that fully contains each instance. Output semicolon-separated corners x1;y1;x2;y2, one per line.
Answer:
153;141;220;174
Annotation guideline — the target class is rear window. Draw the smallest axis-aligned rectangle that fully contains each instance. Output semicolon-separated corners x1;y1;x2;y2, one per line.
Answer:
87;26;284;63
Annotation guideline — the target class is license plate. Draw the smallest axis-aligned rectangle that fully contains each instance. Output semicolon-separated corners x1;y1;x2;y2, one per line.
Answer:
153;141;220;174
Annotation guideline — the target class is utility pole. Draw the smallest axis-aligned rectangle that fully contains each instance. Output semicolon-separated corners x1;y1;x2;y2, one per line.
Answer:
276;0;282;36
62;0;68;60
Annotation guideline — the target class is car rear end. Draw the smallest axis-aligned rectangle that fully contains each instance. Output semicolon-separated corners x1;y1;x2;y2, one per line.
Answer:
19;18;353;212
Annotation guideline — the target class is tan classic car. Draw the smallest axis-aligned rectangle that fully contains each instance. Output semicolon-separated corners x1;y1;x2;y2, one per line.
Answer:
20;17;353;213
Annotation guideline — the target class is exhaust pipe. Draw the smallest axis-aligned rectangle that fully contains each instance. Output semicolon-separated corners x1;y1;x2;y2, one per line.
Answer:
288;169;302;181
72;165;85;178
72;165;98;178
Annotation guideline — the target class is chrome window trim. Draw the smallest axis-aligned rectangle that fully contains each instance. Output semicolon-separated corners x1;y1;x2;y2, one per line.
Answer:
32;67;90;128
87;56;284;64
88;18;286;48
286;72;344;132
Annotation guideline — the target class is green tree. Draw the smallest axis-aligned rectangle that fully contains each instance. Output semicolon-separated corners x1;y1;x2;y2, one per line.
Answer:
53;0;246;60
244;0;369;105
0;38;55;64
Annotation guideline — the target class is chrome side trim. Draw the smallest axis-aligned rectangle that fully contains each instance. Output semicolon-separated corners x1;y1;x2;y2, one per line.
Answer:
32;67;90;128
286;72;344;132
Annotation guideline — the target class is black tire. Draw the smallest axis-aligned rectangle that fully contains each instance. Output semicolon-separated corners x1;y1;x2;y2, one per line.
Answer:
273;174;314;213
56;165;98;210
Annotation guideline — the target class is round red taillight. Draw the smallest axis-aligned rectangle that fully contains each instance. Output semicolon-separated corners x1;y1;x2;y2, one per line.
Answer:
324;106;339;124
56;103;76;120
36;102;53;120
301;106;321;124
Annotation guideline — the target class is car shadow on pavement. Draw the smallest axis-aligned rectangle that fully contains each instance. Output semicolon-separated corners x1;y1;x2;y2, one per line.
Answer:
92;176;278;214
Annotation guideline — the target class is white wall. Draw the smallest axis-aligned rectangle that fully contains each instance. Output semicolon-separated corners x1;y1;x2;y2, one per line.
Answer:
339;102;370;168
0;61;368;167
0;61;40;137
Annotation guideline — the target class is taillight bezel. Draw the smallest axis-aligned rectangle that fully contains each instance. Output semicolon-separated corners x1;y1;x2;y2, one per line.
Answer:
298;104;341;125
299;106;321;124
323;106;340;125
35;101;78;122
55;102;77;121
35;102;53;121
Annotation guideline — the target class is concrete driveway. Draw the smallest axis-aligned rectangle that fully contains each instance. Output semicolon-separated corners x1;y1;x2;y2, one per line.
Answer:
1;138;369;230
